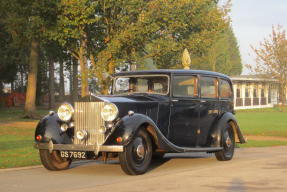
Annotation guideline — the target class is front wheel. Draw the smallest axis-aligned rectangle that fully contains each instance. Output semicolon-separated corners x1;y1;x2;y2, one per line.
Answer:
39;149;72;171
215;124;235;161
119;129;152;175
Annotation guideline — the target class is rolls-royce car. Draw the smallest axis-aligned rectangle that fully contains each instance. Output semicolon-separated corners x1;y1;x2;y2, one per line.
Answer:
34;70;246;175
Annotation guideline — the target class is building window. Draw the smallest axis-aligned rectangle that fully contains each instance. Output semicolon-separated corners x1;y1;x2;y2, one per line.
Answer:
245;88;249;98
236;88;241;98
253;88;257;98
261;89;265;98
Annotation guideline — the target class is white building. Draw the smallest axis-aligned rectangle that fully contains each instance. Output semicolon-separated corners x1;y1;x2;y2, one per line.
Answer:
231;76;280;110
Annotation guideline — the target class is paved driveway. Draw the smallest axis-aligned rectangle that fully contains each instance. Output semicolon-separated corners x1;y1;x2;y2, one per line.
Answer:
1;146;287;192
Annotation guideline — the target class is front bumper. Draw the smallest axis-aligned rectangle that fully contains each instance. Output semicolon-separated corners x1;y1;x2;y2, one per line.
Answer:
34;141;124;154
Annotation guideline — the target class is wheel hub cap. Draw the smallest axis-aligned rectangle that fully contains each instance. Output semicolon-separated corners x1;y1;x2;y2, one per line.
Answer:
136;144;145;159
226;136;232;148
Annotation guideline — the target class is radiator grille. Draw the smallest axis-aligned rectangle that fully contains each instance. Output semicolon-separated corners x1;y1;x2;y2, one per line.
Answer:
74;102;106;145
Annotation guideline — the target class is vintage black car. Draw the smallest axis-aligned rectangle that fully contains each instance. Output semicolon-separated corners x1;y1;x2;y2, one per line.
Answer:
34;69;245;175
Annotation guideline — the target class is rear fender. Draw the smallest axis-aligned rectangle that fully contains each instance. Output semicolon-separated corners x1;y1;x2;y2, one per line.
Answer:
210;112;246;147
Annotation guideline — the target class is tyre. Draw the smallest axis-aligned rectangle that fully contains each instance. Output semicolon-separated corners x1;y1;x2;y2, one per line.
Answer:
119;129;152;175
215;123;235;161
39;149;72;171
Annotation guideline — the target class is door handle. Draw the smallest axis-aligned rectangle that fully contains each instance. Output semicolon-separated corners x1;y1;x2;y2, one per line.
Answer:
200;100;207;103
172;99;179;102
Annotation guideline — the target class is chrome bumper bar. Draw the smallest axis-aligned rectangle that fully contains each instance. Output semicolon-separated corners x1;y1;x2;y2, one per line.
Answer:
34;142;124;154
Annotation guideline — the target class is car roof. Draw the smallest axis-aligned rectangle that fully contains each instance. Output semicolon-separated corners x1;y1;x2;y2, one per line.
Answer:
114;69;230;80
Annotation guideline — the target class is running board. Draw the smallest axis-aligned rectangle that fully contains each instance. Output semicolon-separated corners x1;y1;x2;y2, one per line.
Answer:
183;147;223;152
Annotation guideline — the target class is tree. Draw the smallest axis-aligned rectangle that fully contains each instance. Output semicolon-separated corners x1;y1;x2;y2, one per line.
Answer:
48;0;100;97
90;0;230;93
247;25;287;103
203;27;242;75
1;0;58;117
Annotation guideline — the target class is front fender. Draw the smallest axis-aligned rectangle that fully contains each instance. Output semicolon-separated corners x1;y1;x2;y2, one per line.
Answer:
34;113;73;144
210;112;246;147
105;113;158;146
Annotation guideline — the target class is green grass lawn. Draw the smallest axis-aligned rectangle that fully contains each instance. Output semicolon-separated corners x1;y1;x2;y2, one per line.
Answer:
0;107;49;122
0;107;48;168
240;140;287;148
236;106;287;137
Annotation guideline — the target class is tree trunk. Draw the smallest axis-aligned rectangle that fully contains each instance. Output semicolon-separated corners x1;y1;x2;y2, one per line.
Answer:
36;62;43;106
48;59;55;109
24;40;39;118
59;60;65;102
72;58;78;102
79;37;89;97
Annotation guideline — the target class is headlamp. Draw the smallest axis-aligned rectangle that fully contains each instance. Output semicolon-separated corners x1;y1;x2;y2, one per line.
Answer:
101;103;119;121
57;103;74;122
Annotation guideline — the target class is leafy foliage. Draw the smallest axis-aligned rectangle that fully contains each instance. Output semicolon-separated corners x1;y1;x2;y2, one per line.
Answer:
1;0;242;97
247;25;287;102
200;27;242;75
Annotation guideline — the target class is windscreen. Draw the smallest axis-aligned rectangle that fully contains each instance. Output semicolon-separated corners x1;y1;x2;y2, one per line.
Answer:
113;75;169;95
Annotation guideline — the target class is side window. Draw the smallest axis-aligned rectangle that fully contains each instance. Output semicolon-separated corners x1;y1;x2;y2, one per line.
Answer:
219;79;233;98
173;76;198;97
200;76;218;98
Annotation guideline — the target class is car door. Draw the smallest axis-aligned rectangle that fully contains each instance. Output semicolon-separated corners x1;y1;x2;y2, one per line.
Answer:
198;76;219;147
169;75;200;147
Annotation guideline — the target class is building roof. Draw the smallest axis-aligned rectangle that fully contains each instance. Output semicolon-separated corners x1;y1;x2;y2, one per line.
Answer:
231;75;278;83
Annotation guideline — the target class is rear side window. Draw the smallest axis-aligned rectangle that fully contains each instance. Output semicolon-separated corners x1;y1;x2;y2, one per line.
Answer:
173;76;198;97
200;76;218;98
219;79;232;98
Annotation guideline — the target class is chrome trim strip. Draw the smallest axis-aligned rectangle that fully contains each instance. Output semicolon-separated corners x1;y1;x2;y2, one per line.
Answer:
35;143;124;152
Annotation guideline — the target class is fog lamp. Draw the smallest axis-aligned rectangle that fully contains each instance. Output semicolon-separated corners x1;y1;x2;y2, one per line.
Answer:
76;130;88;140
60;124;69;132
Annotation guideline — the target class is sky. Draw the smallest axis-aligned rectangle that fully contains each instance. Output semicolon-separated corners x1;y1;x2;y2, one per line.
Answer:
230;0;287;74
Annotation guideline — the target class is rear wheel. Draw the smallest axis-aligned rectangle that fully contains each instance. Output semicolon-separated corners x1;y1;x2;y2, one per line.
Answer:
119;129;152;175
215;124;235;161
39;149;72;171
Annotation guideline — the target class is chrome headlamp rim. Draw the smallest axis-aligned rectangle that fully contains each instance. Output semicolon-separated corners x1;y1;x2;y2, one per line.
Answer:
101;103;119;122
57;103;74;122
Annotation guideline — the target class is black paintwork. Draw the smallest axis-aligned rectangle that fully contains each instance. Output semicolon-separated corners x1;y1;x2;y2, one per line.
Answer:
35;113;73;144
35;69;245;154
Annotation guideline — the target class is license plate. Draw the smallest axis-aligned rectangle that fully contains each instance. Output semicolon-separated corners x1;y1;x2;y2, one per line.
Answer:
60;151;87;159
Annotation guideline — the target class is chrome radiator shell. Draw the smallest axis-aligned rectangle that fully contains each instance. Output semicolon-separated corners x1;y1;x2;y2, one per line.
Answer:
74;102;106;146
